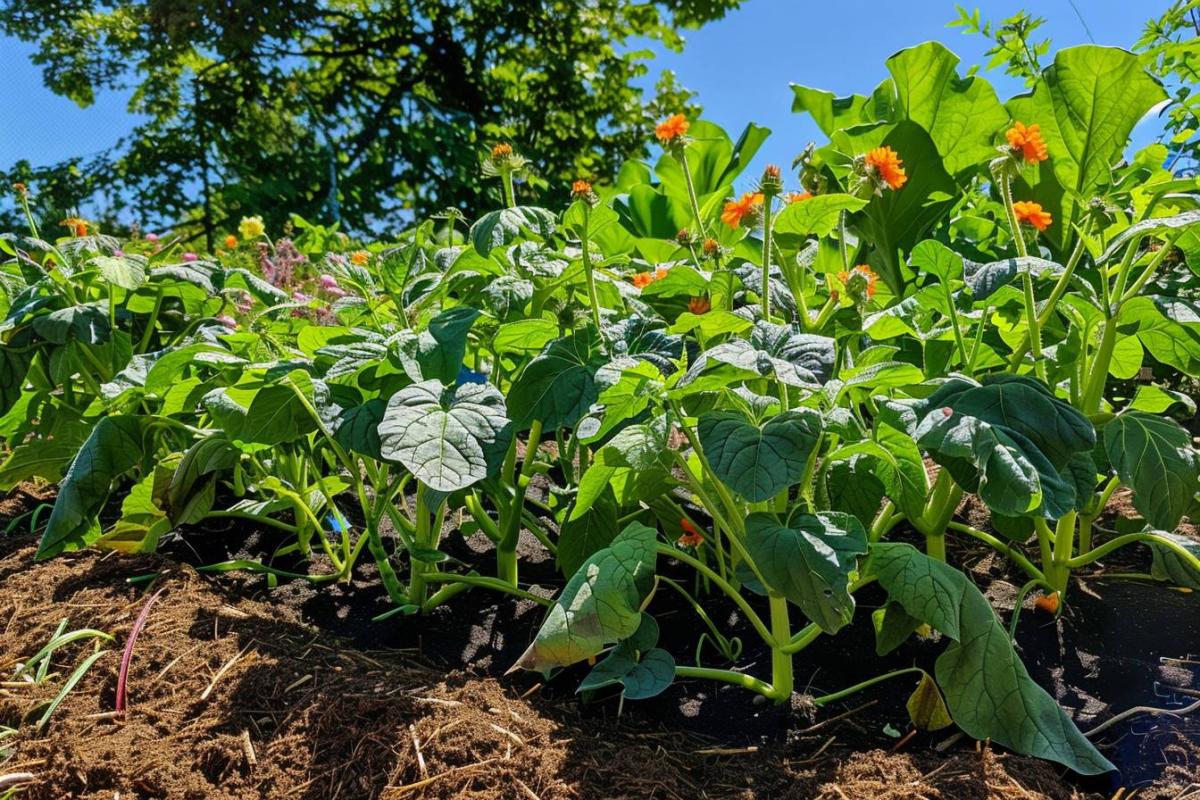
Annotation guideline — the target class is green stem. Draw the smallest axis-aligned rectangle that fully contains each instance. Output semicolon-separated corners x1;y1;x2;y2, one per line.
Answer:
497;419;543;586
420;572;552;607
658;544;775;648
943;277;970;373
780;622;823;655
946;521;1044;580
812;667;928;707
674;665;775;697
501;170;516;208
999;175;1046;382
766;594;793;701
678;149;708;240
1048;511;1076;595
1067;531;1200;571
760;198;774;321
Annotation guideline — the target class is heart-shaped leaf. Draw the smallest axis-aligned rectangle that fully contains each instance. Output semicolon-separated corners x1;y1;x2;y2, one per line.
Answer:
377;379;512;492
698;408;823;502
1103;411;1200;531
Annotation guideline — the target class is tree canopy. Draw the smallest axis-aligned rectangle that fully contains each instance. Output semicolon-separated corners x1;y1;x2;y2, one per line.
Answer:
0;0;743;241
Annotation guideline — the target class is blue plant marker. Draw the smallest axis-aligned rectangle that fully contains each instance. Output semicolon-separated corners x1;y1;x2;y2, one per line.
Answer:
457;366;488;385
327;514;347;533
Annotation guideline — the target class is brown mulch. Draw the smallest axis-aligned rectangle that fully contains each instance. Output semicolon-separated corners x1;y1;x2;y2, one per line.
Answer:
0;541;1118;799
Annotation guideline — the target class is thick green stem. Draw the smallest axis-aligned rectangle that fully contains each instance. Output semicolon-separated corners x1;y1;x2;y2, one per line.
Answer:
812;667;928;707
1081;317;1119;414
497;419;543;587
766;594;793;702
658;544;775;648
678;149;708;240
943;278;970;373
674;665;775;697
1067;531;1200;571
501;171;516;208
946;521;1044;581
1047;511;1077;595
999;175;1046;382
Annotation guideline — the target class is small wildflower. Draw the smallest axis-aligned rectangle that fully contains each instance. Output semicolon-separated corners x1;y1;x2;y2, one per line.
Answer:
224;235;238;249
181;252;198;262
760;164;784;198
785;192;813;204
571;178;598;206
319;274;339;290
721;192;764;229
688;296;711;315
292;291;311;303
215;314;238;330
1034;592;1060;615
60;217;88;237
349;250;370;266
677;518;704;548
145;232;159;242
632;271;654;289
838;264;878;300
239;215;265;240
325;285;348;299
942;407;953;419
1013;201;1052;232
12;182;27;196
863;146;907;190
112;249;124;258
702;238;721;257
655;265;669;280
655;113;690;144
1005;121;1049;164
491;143;513;158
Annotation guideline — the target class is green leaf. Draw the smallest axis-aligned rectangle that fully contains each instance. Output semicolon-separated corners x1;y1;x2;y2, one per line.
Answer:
92;254;147;290
513;522;658;673
698;408;823;502
744;512;868;634
963;256;1061;300
1103;412;1200;531
909;239;964;282
507;328;605;431
494;318;559;355
334;399;387;461
573;418;672;519
1097;209;1200;265
557;489;619;576
678;322;835;392
1008;46;1167;230
378;380;512;492
38;416;144;559
773;194;867;238
873;542;1115;775
1147;531;1200;589
470;206;556;255
396;306;480;383
886;42;1009;175
790;84;879;136
31;304;112;345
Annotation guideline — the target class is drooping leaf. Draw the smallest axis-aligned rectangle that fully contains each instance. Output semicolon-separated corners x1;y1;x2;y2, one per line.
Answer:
906;672;954;731
873;542;1115;775
37;416;144;559
31;304;112;345
1146;532;1200;589
513;522;658;673
471;207;556;255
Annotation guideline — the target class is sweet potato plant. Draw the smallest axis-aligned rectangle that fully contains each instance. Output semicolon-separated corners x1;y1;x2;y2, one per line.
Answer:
3;41;1200;777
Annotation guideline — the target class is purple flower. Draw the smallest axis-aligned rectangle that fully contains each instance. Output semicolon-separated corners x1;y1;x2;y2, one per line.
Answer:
319;273;339;289
145;233;159;242
292;291;311;303
215;314;238;329
181;252;198;262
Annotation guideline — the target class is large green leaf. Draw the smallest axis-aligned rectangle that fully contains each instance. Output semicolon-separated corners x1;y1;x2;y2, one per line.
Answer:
873;543;1114;775
1147;532;1200;589
790;84;881;136
677;321;835;392
31;303;112;345
773;194;867;238
470;206;556;255
745;512;867;633
377;380;511;492
506;328;605;430
92;254;147;291
1007;46;1167;231
1103;412;1199;531
513;522;658;673
573;417;672;519
37;416;144;559
395;306;480;383
886;41;1009;175
698;408;823;502
557;489;620;577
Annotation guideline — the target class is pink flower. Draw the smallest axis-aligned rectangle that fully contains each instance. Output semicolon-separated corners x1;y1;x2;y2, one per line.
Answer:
325;285;348;299
292;291;311;303
181;252;198;262
215;314;237;329
319;274;339;289
145;233;159;242
112;249;124;258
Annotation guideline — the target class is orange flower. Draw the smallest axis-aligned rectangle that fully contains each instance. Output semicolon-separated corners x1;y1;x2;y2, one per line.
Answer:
688;296;711;315
349;250;370;266
864;146;907;190
785;192;813;204
702;238;720;257
677;518;704;548
1005;121;1048;164
1013;201;1052;231
655;265;669;280
1034;592;1060;615
491;143;513;158
60;217;88;237
838;264;878;299
224;234;238;249
12;182;27;195
655;113;690;143
571;179;592;198
632;271;654;289
721;192;764;228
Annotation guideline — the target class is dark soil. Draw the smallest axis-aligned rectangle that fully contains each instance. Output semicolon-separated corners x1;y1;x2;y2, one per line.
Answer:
1;484;1198;798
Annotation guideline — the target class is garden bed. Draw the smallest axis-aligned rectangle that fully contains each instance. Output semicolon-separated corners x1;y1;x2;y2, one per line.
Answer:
2;491;1198;799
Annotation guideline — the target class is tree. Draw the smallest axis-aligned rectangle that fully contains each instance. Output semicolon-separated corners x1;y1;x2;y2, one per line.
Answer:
0;0;743;242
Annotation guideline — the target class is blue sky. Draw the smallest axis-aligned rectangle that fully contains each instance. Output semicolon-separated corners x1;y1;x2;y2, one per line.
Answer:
0;0;1167;215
